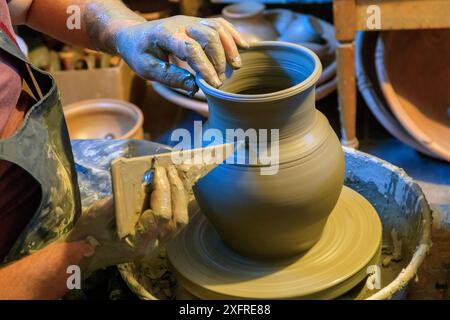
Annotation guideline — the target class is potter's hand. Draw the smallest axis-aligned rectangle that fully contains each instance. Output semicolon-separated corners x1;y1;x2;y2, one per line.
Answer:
66;163;200;278
114;16;249;94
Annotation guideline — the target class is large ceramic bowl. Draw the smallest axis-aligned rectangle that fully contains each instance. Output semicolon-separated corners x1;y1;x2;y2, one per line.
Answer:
375;30;450;162
355;32;437;158
64;99;144;140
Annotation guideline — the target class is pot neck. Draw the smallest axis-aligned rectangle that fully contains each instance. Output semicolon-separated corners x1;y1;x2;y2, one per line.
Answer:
206;86;317;140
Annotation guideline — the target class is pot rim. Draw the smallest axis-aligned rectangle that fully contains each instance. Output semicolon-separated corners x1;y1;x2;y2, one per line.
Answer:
196;41;322;102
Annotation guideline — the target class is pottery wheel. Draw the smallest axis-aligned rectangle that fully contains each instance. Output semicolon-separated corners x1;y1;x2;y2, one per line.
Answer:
167;186;382;299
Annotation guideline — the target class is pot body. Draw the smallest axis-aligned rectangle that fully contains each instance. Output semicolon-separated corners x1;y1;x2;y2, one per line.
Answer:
195;42;344;258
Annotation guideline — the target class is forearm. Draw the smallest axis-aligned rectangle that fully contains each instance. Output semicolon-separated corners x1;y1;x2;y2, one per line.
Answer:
11;0;145;53
10;0;248;92
82;0;146;54
0;241;94;300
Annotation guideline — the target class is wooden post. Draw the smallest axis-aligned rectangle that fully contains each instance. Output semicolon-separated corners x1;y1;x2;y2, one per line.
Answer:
336;42;358;148
333;0;358;148
332;0;450;149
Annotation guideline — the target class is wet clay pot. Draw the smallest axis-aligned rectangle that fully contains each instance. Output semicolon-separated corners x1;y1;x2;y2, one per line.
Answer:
194;42;344;258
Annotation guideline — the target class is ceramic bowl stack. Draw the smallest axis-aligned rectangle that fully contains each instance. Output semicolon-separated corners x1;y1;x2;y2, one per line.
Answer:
152;3;338;116
356;31;450;161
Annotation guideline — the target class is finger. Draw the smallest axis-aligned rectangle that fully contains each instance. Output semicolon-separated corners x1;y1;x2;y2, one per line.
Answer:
216;18;250;49
167;165;188;227
186;24;227;81
77;239;97;257
178;34;222;87
124;209;160;260
154;31;222;87
136;209;160;244
199;18;242;69
177;163;205;192
148;41;169;62
150;166;172;221
134;53;198;94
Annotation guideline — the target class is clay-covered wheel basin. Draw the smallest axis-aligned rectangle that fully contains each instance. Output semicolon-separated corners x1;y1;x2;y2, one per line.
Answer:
64;99;144;140
376;30;450;162
116;147;432;300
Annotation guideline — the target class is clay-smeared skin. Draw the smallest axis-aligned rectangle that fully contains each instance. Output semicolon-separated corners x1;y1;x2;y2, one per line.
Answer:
151;166;172;220
150;164;189;240
67;163;191;277
84;1;249;94
167;166;189;226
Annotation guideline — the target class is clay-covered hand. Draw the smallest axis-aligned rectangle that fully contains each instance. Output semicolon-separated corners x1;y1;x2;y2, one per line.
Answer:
66;163;202;278
114;15;249;94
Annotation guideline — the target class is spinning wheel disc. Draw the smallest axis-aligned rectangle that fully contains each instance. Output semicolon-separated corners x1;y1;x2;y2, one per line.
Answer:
167;186;382;299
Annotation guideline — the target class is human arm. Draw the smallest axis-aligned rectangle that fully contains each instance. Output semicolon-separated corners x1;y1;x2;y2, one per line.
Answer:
0;161;199;299
0;240;95;299
66;163;199;276
8;0;249;93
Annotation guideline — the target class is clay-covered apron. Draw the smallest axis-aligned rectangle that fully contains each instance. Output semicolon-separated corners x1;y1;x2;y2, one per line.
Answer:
0;29;81;262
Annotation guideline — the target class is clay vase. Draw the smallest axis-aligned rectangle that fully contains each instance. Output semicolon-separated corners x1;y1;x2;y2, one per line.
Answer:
194;42;344;259
221;2;278;43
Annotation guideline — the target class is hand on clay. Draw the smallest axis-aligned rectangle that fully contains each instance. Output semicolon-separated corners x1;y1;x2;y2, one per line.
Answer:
114;15;249;94
66;162;204;278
